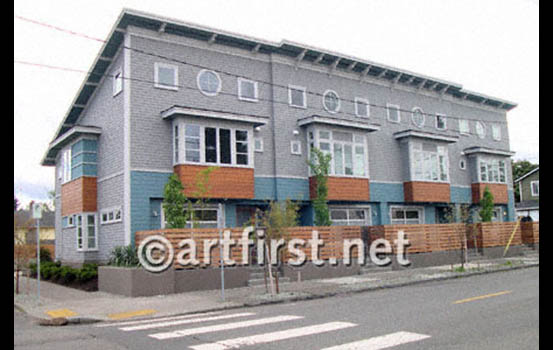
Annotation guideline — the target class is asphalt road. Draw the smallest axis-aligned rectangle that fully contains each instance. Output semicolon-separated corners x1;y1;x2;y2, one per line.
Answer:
14;266;539;350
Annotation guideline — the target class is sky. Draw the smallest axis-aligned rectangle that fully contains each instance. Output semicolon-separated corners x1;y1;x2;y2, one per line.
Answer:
14;0;539;208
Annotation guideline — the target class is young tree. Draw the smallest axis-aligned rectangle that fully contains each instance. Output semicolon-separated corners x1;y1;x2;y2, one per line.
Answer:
444;204;472;269
256;199;299;295
479;186;495;222
307;147;332;226
162;174;188;228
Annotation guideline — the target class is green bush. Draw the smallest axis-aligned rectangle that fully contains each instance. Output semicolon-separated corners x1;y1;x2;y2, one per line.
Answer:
108;245;140;267
59;265;78;283
76;263;98;282
28;261;97;284
39;247;53;262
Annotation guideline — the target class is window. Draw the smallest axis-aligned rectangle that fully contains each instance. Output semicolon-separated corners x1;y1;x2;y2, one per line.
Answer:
174;124;179;164
492;207;503;222
291;140;302;155
61;148;72;183
235;130;249;165
475;121;486;139
355;98;370;118
459;119;470;135
113;67;123;96
436;114;447;130
492;124;501;141
310;129;367;177
162;206;220;228
184;124;201;163
411;107;425;128
288;85;306;108
387;104;400;123
323;90;340;113
479;158;507;183
531;180;539;196
197;70;221;96
238;78;258;102
459;159;466;170
390;207;423;225
411;142;449;182
100;207;122;225
254;137;263;152
62;215;75;228
154;63;178;90
76;213;97;251
330;207;371;226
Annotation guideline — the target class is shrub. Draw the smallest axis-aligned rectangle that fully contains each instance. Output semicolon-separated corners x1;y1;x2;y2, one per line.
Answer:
59;265;78;283
76;263;98;282
39;247;53;262
108;245;140;267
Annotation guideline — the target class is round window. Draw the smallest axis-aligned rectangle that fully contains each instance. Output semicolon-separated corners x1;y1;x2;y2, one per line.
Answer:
197;70;221;96
323;90;340;113
475;121;486;139
411;107;425;128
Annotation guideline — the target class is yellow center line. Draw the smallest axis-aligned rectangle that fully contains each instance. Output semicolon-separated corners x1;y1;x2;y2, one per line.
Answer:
453;290;512;304
108;309;157;320
45;309;78;318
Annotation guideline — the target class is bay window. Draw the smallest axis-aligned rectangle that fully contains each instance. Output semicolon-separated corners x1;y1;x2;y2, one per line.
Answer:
479;158;506;183
309;129;367;177
175;122;251;167
411;142;449;182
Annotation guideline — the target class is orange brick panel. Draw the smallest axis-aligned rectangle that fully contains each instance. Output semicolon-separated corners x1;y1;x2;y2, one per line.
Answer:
471;183;508;204
309;177;370;201
174;165;254;199
521;222;539;244
61;177;97;216
403;182;450;203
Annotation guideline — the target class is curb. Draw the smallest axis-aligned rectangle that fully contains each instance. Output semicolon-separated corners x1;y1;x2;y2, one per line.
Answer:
18;262;538;326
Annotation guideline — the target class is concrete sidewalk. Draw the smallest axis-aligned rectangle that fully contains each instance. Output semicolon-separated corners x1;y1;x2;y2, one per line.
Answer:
14;253;539;325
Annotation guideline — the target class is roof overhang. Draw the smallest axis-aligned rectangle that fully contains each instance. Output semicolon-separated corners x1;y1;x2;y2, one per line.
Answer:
393;129;459;143
297;115;381;132
41;125;102;166
161;106;269;127
514;167;539;183
463;147;515;157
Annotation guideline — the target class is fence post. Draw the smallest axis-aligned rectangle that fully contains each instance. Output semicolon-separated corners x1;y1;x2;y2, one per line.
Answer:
503;217;522;257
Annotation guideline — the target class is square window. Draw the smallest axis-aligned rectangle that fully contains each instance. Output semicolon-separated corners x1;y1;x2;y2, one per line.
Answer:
155;63;178;90
355;98;370;117
113;68;123;96
459;119;470;135
492;124;501;141
436;114;447;130
387;104;400;123
238;78;258;102
291;141;301;155
254;137;263;152
289;85;306;108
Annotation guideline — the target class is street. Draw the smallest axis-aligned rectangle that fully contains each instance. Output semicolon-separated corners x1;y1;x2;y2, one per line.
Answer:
15;266;539;349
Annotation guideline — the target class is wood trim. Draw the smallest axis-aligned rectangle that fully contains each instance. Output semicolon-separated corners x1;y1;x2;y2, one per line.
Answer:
174;164;254;199
404;181;450;203
309;176;370;201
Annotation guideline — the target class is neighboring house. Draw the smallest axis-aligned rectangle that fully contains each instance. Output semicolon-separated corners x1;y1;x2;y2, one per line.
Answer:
14;209;55;245
41;9;518;264
514;167;539;221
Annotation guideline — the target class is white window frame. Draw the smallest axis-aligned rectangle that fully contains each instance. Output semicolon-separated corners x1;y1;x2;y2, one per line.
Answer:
459;119;470;136
197;69;222;96
112;67;123;96
329;206;372;226
75;212;98;252
322;89;341;114
491;124;501;141
410;141;450;183
176;122;253;168
459;158;466;170
491;207;504;222
62;215;75;228
478;157;507;184
288;85;307;108
386;103;401;123
390;206;424;225
307;127;368;178
162;205;221;229
154;62;179;91
100;206;122;225
354;97;370;118
237;78;258;102
291;140;302;155
254;137;264;153
173;123;180;164
475;121;486;139
530;180;539;196
61;148;72;184
411;107;425;128
436;114;447;130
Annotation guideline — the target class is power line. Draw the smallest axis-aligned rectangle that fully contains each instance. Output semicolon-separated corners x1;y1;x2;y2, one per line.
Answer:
15;58;505;140
14;14;512;128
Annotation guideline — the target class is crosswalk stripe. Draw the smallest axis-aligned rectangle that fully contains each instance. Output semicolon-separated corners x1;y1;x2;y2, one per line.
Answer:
319;331;431;350
95;311;222;328
120;312;256;332
188;321;357;350
149;315;303;340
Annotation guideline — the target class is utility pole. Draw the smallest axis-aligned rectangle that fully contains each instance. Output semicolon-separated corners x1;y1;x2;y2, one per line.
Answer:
32;203;42;300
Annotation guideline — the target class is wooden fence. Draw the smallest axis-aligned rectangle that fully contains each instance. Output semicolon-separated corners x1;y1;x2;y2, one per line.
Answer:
135;221;539;269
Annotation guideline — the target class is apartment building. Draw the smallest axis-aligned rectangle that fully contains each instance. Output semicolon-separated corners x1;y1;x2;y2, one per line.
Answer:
42;9;518;264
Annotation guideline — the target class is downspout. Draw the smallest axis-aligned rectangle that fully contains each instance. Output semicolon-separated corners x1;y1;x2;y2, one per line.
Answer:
269;54;279;201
